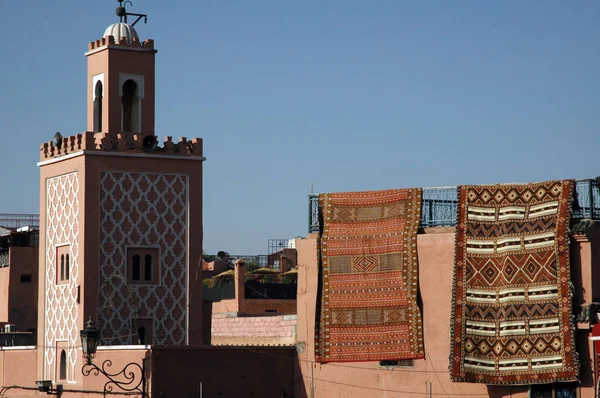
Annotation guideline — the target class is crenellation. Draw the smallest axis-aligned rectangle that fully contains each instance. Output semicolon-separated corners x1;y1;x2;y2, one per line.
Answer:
40;132;204;161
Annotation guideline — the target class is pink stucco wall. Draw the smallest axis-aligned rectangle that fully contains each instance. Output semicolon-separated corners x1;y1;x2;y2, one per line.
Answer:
0;247;38;331
0;347;151;397
295;230;599;398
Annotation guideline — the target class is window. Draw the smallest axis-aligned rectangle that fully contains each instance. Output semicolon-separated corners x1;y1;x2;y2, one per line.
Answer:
121;79;139;132
59;350;67;380
133;319;153;345
132;255;141;281
144;255;152;281
93;81;103;132
127;247;159;284
379;360;414;369
20;273;32;283
56;245;71;284
529;383;578;398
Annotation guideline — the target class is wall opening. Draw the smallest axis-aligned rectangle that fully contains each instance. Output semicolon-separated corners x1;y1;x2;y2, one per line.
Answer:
121;79;139;132
132;254;141;281
65;254;70;280
127;247;159;284
59;350;67;380
93;81;103;132
144;255;152;281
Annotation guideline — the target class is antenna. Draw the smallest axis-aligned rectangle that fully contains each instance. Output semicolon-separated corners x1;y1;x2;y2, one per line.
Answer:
116;0;148;26
310;182;314;195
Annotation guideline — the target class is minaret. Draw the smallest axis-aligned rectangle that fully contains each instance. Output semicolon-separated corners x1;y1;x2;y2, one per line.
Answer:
37;2;205;385
86;0;156;135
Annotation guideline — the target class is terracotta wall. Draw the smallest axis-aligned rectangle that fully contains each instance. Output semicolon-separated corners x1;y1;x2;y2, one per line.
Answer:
152;346;298;397
211;313;297;346
295;230;599;398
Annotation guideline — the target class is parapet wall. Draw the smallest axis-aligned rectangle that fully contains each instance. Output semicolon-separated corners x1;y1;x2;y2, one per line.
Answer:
89;35;155;51
211;313;297;346
40;132;203;161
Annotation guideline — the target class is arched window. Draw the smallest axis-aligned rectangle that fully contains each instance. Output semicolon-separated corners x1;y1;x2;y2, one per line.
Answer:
137;326;146;345
122;80;139;132
144;255;152;281
65;254;70;280
59;350;67;380
93;81;103;132
60;255;65;281
132;254;141;281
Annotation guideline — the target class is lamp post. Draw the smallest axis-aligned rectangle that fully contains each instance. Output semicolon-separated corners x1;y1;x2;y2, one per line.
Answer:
80;317;146;397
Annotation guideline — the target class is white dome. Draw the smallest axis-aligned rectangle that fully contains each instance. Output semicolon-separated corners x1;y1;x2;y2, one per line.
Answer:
103;23;139;44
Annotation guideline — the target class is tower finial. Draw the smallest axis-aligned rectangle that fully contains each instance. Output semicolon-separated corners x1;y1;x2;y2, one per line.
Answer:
115;0;148;26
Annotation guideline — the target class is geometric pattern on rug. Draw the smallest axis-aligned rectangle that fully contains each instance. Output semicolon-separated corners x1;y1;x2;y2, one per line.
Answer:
315;188;424;363
450;180;578;384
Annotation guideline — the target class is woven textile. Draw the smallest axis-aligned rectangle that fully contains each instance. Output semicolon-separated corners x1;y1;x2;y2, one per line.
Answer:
315;188;424;363
450;180;578;384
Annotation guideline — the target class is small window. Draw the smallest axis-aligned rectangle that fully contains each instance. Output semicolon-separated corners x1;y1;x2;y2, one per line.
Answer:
20;274;32;283
132;255;141;281
137;326;146;344
56;246;71;284
127;247;159;284
529;383;578;398
379;360;414;369
59;350;67;380
93;81;103;132
133;318;154;345
144;255;152;281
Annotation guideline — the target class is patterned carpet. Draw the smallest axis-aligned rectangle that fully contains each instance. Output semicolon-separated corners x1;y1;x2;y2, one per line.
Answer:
450;180;578;384
315;188;424;363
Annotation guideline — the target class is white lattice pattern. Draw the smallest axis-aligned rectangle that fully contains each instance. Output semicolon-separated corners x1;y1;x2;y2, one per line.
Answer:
98;172;188;345
44;173;80;381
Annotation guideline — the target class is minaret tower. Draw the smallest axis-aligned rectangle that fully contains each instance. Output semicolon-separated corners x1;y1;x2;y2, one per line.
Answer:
87;0;156;135
37;1;205;386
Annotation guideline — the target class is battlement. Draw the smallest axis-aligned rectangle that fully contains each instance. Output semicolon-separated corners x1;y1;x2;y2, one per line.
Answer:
88;36;155;51
40;132;203;161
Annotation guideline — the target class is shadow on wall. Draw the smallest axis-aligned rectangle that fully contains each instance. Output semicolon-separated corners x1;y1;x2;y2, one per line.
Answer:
152;346;307;397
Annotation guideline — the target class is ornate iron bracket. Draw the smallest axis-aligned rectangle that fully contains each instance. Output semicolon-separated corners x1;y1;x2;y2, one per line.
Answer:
82;359;146;397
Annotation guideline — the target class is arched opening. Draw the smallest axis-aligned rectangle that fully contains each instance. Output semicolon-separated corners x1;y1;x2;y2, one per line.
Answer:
144;254;152;281
121;80;139;132
60;255;65;281
93;81;103;132
65;254;70;280
137;326;146;345
132;254;141;281
59;350;67;380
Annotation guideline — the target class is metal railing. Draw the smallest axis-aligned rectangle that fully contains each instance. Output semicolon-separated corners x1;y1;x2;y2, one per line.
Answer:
0;214;39;229
309;178;600;233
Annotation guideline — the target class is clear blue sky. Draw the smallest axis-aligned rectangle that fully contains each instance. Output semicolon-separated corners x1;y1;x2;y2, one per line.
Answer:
0;1;598;254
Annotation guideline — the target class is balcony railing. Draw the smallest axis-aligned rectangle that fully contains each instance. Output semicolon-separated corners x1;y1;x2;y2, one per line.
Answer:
0;213;39;229
308;178;600;233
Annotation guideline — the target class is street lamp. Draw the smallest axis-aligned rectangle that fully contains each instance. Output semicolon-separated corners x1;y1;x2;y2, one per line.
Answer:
80;317;146;397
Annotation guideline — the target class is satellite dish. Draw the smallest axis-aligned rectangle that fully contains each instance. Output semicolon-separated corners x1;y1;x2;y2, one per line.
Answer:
52;132;63;149
142;135;158;152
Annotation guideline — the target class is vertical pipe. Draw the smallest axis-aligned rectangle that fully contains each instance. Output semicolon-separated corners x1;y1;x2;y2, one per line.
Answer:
430;382;432;398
